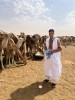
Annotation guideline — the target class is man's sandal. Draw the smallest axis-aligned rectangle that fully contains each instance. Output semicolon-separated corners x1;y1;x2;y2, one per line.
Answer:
43;79;49;83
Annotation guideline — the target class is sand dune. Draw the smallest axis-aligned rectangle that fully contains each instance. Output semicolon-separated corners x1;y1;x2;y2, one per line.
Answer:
0;46;75;100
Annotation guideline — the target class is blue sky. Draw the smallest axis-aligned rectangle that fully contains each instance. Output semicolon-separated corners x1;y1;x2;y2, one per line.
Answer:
45;0;75;20
0;0;75;36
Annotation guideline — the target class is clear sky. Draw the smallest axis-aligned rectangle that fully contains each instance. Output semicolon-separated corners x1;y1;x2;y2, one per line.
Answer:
0;0;75;36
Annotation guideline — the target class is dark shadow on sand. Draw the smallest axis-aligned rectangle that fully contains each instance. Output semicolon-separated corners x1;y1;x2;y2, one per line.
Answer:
9;81;54;100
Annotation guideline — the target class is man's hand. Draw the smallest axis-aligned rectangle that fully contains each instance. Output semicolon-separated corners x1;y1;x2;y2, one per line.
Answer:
48;51;53;55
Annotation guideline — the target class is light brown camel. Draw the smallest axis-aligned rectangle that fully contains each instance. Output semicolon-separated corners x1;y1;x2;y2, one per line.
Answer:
0;30;9;69
9;33;26;61
0;31;27;70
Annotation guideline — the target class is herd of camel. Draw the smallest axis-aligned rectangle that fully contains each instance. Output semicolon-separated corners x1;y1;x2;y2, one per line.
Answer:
0;30;75;70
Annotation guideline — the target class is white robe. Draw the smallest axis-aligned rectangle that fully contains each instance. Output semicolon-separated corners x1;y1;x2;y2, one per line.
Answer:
44;37;62;83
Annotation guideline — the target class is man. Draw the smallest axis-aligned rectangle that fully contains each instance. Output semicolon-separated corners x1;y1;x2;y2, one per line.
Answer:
44;29;62;88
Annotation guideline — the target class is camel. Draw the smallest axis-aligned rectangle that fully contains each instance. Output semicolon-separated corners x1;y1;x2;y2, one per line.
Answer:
0;31;27;70
9;33;26;61
26;35;45;58
26;35;35;55
0;30;9;69
26;35;40;57
19;32;26;58
38;36;47;53
59;36;75;47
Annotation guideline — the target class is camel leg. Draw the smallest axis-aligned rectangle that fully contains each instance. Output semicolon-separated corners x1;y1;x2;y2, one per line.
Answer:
21;43;26;57
24;43;26;56
6;51;9;67
29;47;32;57
0;50;5;70
64;43;66;48
11;50;17;66
13;45;27;65
11;50;14;64
26;45;29;58
26;45;28;54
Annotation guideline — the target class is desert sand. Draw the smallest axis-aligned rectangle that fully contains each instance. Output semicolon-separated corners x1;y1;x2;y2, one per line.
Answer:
0;46;75;100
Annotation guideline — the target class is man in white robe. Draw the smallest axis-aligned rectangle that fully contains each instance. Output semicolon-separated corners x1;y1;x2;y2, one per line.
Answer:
44;29;62;88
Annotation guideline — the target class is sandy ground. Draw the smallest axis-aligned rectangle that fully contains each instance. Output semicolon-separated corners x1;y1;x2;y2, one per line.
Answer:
0;46;75;100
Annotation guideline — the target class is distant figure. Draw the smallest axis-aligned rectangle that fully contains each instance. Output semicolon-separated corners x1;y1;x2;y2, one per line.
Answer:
44;29;62;88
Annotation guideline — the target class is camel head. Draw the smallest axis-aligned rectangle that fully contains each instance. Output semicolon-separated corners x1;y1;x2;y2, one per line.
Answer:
0;30;8;40
20;32;26;40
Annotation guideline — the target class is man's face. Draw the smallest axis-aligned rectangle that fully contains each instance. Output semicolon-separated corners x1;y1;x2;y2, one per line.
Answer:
49;32;54;38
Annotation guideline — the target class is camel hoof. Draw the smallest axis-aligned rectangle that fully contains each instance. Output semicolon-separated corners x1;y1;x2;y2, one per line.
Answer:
2;67;5;70
24;61;27;65
14;63;17;66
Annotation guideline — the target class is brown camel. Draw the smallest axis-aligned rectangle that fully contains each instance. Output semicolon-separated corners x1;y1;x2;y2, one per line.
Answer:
0;31;27;70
